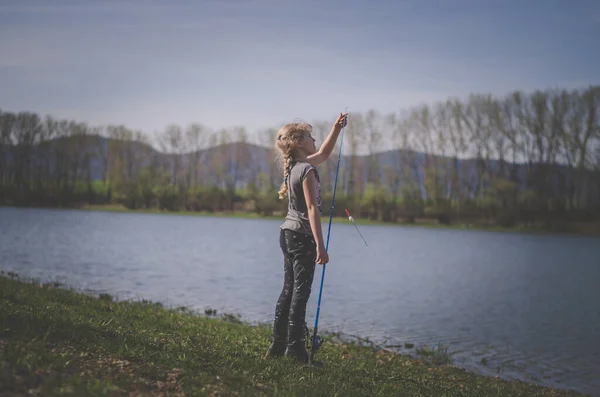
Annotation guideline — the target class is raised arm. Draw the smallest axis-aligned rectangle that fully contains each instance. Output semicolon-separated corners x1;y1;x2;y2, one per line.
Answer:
307;112;347;166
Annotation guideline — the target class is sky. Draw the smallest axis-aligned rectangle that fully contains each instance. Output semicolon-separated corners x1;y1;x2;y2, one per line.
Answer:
0;0;599;145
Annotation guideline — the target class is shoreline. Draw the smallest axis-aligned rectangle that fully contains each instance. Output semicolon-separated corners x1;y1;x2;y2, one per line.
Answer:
3;203;600;238
0;271;593;396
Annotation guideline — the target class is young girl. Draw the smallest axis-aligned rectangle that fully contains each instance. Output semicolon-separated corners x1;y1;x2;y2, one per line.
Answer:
265;112;348;363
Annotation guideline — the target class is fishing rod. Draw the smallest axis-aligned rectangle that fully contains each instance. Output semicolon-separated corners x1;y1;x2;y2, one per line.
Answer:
309;108;348;365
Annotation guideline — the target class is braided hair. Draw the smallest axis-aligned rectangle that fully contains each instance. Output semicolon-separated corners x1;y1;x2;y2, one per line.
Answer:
275;122;313;199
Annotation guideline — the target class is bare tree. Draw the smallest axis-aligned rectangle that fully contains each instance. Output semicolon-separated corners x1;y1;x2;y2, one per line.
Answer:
106;125;142;203
528;90;561;203
564;86;600;210
157;124;185;188
209;131;226;189
447;98;470;219
431;101;452;205
499;93;523;183
311;120;337;192
258;127;278;190
462;94;493;202
385;112;402;204
410;104;438;206
342;112;365;206
13;112;43;195
185;123;206;189
0;111;16;189
234;126;252;208
364;109;383;188
392;108;421;222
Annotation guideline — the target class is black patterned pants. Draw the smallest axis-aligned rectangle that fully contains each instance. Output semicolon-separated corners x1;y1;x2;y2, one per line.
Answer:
272;228;317;351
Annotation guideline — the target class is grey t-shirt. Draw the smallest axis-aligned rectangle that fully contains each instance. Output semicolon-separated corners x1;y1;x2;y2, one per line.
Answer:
280;161;322;236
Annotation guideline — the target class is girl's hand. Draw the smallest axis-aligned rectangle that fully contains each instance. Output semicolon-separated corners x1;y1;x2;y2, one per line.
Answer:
316;244;329;265
334;112;348;130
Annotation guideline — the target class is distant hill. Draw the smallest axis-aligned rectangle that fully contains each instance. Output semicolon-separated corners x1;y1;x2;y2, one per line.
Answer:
2;134;599;202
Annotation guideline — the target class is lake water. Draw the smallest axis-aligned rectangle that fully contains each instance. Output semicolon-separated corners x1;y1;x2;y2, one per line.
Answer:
1;206;599;396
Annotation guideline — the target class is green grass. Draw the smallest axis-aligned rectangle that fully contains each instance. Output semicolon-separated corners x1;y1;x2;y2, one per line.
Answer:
415;344;454;366
0;272;588;396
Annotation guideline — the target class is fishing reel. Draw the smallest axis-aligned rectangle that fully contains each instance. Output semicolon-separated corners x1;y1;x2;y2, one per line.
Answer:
311;334;323;352
304;323;323;353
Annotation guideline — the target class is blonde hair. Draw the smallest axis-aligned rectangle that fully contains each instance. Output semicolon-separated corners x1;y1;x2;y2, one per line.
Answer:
275;122;313;199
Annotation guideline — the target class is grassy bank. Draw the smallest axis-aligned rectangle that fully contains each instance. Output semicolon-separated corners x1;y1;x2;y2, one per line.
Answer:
0;272;588;396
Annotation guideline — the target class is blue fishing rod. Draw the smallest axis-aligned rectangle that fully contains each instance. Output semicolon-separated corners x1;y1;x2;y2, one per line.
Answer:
309;109;348;365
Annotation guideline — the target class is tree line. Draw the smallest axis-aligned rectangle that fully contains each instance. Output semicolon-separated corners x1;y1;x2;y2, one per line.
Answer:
1;85;599;230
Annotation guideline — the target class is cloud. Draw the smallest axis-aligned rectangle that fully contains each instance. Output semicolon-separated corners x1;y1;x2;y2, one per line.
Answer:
0;0;598;138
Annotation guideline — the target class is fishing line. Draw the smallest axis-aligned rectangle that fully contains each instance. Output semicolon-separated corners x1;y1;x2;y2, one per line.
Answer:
345;208;368;247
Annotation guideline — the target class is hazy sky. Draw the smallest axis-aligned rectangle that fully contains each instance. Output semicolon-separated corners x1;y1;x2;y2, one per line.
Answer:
1;0;598;143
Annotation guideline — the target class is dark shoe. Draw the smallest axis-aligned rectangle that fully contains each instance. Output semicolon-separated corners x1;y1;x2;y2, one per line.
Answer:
284;321;309;363
264;339;287;359
284;346;309;363
265;305;289;359
284;344;309;363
